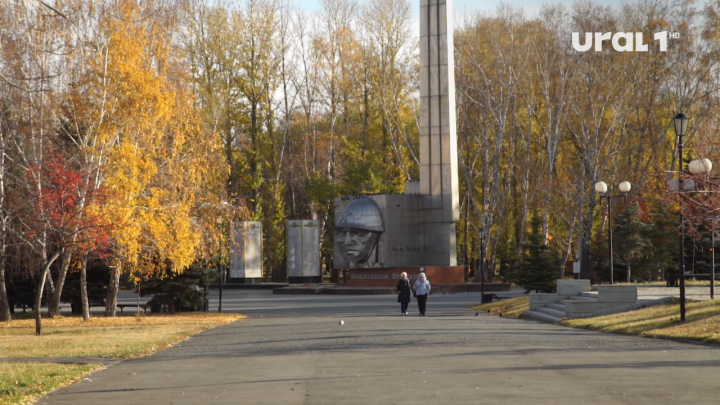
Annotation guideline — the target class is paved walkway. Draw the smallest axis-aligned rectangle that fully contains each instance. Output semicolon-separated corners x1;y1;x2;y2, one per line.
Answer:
37;292;720;405
638;285;716;301
112;287;526;317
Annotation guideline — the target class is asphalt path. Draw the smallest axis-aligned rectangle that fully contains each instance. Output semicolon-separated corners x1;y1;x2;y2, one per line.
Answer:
39;291;720;405
116;288;525;317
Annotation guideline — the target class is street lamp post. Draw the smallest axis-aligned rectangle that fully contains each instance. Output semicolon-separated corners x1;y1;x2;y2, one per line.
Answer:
674;112;690;321
216;200;231;313
594;180;632;284
479;228;486;302
201;199;231;313
217;215;225;314
219;259;224;313
218;218;224;313
688;157;714;300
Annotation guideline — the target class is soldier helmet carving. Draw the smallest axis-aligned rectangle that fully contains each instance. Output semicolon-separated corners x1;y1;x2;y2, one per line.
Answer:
336;198;384;233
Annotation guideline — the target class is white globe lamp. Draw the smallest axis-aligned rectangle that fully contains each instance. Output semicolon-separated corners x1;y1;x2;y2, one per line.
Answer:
688;158;712;175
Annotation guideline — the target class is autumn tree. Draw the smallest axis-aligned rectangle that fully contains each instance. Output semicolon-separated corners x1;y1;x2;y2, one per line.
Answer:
22;158;109;333
63;0;211;316
0;110;10;321
0;0;81;330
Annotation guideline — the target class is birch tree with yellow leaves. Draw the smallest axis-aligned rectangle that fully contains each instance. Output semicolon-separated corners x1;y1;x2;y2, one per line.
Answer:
65;0;213;316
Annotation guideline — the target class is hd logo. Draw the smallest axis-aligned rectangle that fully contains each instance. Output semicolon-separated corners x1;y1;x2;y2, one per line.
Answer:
572;31;676;52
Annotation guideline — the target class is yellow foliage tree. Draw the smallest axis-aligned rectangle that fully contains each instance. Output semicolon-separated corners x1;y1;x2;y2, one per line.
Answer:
67;0;210;316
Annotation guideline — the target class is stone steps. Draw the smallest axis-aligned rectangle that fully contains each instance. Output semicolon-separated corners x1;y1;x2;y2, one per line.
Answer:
526;281;647;323
524;310;562;323
561;295;598;303
537;306;565;318
525;294;599;324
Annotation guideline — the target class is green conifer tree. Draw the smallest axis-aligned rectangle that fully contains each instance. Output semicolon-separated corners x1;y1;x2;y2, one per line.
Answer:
613;202;654;283
517;216;557;293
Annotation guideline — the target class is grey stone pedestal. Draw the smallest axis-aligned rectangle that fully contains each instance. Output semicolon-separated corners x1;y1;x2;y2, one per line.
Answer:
227;277;262;284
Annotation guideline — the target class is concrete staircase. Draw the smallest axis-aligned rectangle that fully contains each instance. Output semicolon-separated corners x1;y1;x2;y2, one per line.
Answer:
522;280;669;323
525;291;599;323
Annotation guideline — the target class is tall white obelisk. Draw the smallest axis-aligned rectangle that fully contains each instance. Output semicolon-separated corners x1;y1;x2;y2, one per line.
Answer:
419;0;460;266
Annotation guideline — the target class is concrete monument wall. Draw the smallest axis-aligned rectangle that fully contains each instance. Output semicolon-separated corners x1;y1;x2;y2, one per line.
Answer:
347;266;465;288
332;0;460;273
334;195;424;269
229;221;262;283
287;220;321;283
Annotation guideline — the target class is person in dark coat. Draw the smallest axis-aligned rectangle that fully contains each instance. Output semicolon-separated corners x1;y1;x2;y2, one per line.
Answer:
396;272;411;315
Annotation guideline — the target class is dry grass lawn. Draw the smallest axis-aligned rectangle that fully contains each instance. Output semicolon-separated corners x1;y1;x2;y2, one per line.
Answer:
0;363;102;405
0;313;244;359
637;280;713;286
562;299;720;345
0;313;244;405
471;296;529;319
472;296;720;347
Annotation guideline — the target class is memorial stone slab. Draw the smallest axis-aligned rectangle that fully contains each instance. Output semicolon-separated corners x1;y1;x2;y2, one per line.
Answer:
229;221;262;283
287;220;321;283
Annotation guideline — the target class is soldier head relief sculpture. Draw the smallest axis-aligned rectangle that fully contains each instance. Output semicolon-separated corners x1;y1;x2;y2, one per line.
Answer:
334;198;384;268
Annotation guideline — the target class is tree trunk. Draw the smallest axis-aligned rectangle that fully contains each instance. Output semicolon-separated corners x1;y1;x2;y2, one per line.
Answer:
105;262;122;317
580;194;597;281
626;263;631;284
559;239;572;280
0;258;10;322
542;197;551;247
48;251;72;317
0;118;9;322
35;250;62;335
559;216;577;280
519;167;530;251
166;293;175;314
80;257;90;321
44;273;55;310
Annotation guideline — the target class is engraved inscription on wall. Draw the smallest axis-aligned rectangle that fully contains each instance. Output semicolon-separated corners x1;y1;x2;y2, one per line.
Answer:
392;245;421;251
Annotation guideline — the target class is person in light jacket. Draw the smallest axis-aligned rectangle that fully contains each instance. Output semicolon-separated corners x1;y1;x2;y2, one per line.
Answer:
413;273;431;316
396;272;411;315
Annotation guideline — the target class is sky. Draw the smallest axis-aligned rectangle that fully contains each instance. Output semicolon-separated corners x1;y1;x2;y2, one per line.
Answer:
292;0;628;18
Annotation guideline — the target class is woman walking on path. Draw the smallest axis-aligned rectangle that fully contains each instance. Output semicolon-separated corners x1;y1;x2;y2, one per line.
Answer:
396;272;412;315
413;273;431;316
